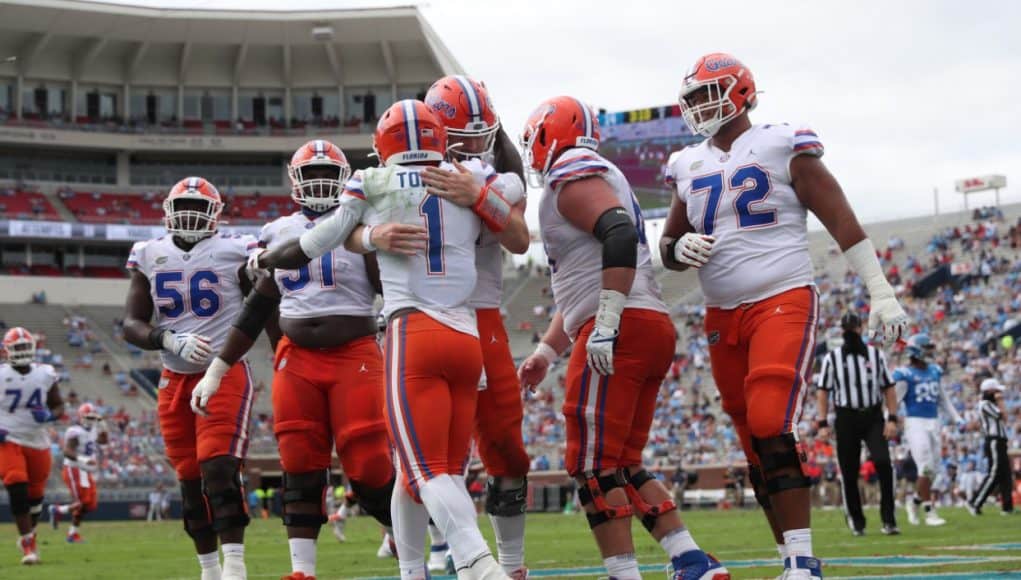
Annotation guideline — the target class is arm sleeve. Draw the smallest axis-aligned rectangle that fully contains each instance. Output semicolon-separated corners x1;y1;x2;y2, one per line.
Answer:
298;177;368;259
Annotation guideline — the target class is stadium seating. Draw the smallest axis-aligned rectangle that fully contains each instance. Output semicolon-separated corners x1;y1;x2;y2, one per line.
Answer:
0;190;61;220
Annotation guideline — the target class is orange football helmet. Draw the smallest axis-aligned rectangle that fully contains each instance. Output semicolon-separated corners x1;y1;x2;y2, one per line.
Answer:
288;140;351;212
163;177;223;242
520;96;600;187
78;402;101;425
424;75;500;159
373;100;447;167
2;327;35;367
678;53;758;137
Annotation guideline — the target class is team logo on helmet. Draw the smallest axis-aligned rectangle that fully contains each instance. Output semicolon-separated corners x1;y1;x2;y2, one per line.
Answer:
705;55;739;72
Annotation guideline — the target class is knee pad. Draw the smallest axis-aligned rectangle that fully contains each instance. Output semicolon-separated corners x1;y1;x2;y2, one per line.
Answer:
7;482;30;516
201;457;251;533
282;470;328;528
748;465;772;509
752;433;811;494
180;479;216;542
350;476;395;528
576;471;632;529
485;476;528;517
620;469;676;532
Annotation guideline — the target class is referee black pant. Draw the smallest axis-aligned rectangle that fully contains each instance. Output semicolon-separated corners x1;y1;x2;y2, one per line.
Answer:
835;406;896;530
970;437;1013;513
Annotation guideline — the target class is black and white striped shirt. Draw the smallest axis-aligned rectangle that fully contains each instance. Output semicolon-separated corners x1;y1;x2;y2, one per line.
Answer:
979;399;1007;438
817;344;894;409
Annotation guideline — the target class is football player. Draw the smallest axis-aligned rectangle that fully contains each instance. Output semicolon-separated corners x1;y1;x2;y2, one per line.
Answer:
195;140;396;580
122;177;258;580
51;403;107;543
517;96;728;580
249;100;510;580
0;327;63;564
892;334;960;526
660;53;909;580
416;75;530;578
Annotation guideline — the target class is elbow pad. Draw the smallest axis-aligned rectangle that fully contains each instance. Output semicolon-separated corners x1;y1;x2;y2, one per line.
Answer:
593;207;638;270
233;290;279;340
299;204;361;259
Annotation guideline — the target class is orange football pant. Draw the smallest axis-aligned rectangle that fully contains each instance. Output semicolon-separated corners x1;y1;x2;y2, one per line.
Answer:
474;308;529;478
704;286;819;465
384;312;483;499
62;466;98;512
0;442;51;498
271;335;393;486
563;309;676;476
158;361;256;480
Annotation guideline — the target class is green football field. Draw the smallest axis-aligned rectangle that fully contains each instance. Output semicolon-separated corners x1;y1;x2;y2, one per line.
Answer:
1;508;1019;579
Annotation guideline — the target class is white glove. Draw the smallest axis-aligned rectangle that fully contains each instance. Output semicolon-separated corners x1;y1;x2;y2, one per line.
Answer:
843;239;908;343
586;289;626;375
246;247;270;280
190;357;230;416
673;233;716;269
161;330;213;365
80;457;99;473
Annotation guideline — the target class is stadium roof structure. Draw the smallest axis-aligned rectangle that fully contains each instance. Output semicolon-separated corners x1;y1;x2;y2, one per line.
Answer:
0;0;462;87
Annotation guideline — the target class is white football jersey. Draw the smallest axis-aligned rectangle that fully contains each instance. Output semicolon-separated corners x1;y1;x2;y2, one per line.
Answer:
126;232;258;374
0;363;57;450
469;171;526;310
63;423;99;468
341;162;484;336
538;148;667;339
667;123;823;308
260;212;376;319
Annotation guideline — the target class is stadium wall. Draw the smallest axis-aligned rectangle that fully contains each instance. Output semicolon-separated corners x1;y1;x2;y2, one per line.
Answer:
0;274;127;305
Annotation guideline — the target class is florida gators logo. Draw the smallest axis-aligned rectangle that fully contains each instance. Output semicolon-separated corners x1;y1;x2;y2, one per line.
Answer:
426;97;457;119
705;56;738;72
707;330;720;345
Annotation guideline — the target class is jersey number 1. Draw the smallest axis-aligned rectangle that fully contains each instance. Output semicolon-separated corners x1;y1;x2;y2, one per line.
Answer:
690;166;775;235
419;195;445;275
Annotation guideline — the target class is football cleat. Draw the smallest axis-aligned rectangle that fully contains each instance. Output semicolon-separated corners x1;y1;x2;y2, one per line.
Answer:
780;556;822;580
459;554;510;580
376;533;396;559
281;573;315;580
671;550;730;580
18;534;39;565
924;511;946;526
508;567;529;580
881;525;900;535
66;532;84;543
428;547;448;572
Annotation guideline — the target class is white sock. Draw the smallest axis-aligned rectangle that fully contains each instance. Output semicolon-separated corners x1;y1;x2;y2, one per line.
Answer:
57;505;71;515
68;525;78;535
198;551;220;570
490;513;526;573
660;527;699;558
21;532;34;542
222;542;245;565
419;475;490;569
394;473;429;572
604;553;641;579
428;522;448;548
782;528;813;559
777;543;788;564
338;502;352;520
288;538;316;576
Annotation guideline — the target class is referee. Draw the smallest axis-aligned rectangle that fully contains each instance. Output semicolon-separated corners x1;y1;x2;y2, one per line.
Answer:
816;311;900;536
968;378;1014;515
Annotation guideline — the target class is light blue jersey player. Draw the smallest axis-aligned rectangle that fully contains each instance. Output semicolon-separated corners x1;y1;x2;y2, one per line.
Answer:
891;334;962;527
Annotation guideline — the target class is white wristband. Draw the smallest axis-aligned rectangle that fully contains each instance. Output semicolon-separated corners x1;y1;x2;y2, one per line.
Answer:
533;342;558;365
843;238;893;298
362;225;377;252
594;289;627;332
205;357;230;380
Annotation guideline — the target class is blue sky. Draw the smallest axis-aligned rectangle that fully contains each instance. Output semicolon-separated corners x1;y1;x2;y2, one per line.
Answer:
101;0;1021;225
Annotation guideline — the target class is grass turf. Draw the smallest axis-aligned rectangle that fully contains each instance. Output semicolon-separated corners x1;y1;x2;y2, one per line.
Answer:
1;507;1018;579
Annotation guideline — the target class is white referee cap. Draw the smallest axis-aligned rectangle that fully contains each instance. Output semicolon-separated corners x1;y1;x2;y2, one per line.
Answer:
980;378;1005;393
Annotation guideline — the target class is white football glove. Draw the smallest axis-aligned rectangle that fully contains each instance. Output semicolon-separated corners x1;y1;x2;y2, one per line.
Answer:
586;289;626;376
160;330;212;365
80;456;99;473
246;247;270;280
868;293;908;343
191;357;230;416
673;233;716;269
